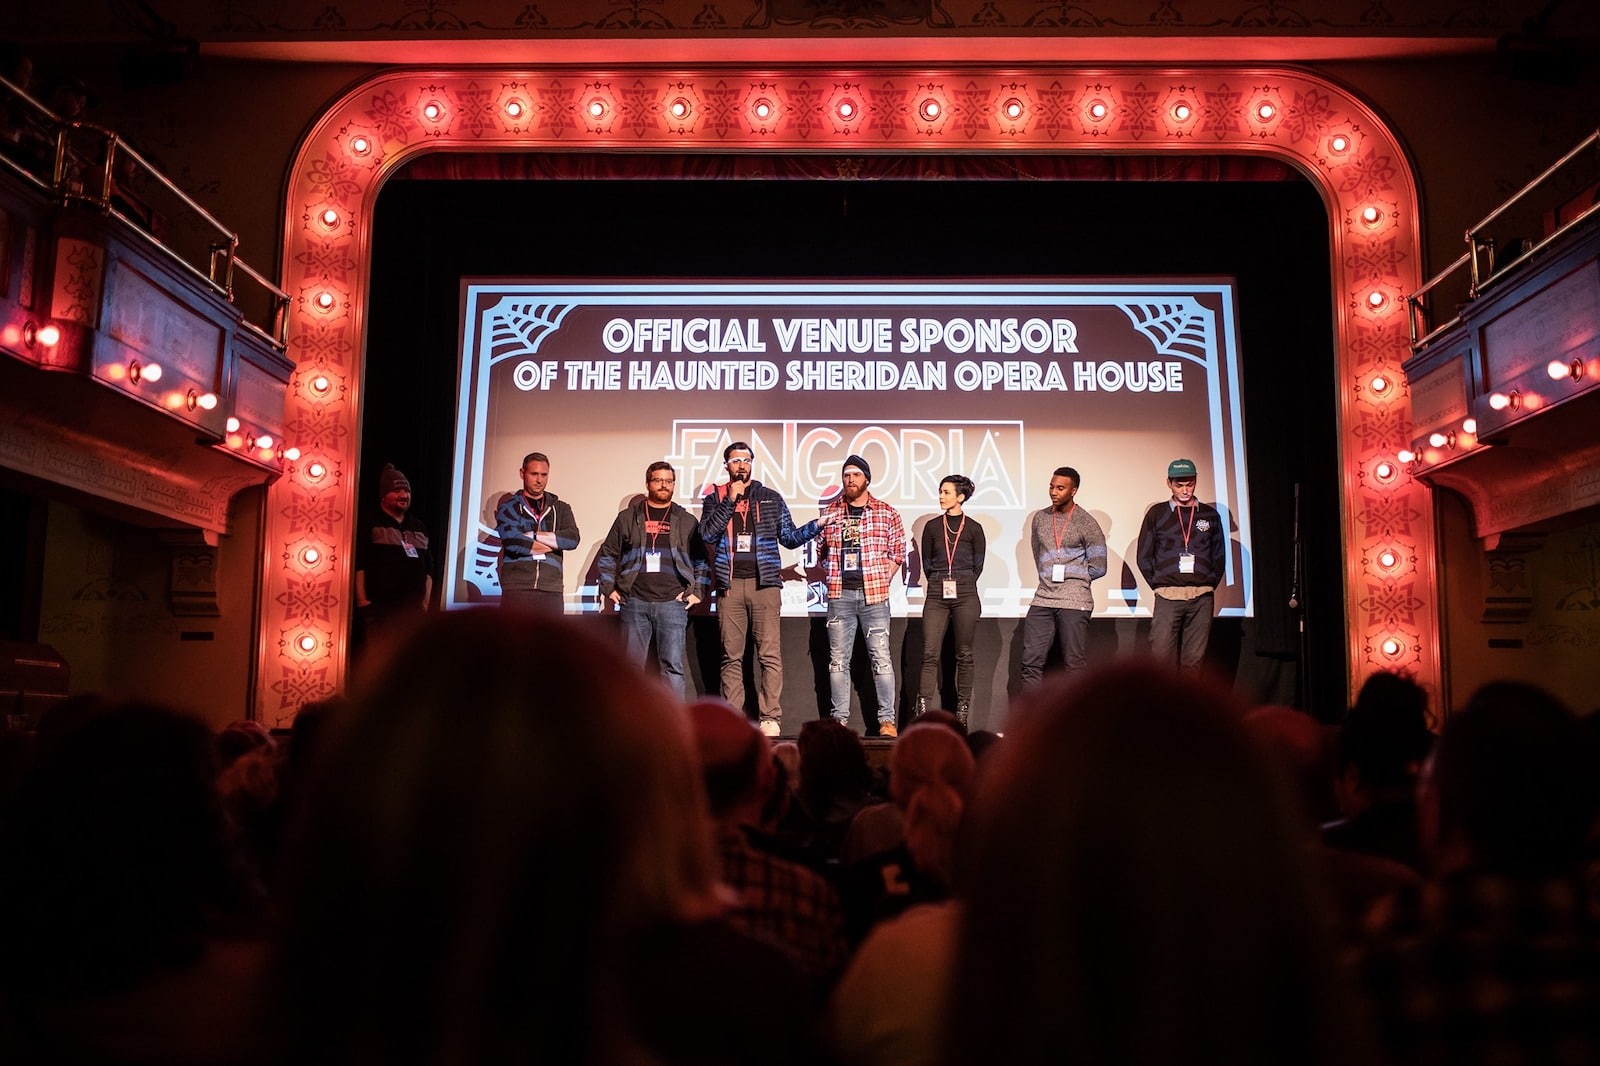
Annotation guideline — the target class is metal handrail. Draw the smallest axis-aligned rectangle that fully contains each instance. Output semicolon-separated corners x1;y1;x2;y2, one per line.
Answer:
0;74;286;349
1408;129;1600;349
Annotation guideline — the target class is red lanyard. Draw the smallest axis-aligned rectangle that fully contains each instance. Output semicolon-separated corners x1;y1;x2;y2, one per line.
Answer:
942;513;966;574
1176;501;1195;551
646;504;669;551
1051;503;1075;549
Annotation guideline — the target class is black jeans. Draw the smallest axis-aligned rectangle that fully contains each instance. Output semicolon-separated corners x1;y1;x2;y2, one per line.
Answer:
919;580;981;707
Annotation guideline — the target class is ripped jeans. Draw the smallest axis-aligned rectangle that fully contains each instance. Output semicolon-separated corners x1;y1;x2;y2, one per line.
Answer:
826;588;896;725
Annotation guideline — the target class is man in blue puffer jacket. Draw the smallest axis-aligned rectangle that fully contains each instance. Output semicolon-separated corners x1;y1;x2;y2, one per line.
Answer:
702;441;834;737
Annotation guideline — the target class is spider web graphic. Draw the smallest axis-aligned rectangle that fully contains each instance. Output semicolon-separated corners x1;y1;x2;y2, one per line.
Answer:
468;533;500;594
1117;299;1213;362
483;298;578;363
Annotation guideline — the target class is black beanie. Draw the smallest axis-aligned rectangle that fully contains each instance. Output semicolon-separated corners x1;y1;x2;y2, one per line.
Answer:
842;454;871;482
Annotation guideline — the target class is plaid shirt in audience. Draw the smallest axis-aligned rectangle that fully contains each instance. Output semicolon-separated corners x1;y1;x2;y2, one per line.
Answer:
1353;870;1600;1066
718;829;849;981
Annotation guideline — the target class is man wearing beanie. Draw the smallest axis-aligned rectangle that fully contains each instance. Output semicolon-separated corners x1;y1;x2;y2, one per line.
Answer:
355;462;434;647
1136;458;1228;673
817;453;907;737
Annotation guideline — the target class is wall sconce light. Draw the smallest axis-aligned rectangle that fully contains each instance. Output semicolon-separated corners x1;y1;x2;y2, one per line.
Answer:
1547;357;1583;381
350;135;371;155
23;322;61;348
753;98;774;120
129;360;162;384
1377;548;1400;571
1256;102;1276;120
310;374;331;395
1369;373;1390;395
300;546;322;567
1379;636;1404;658
1329;134;1350;153
1172;102;1192;121
318;208;340;228
1002;98;1024;120
1488;390;1520;411
306;461;328;482
314;291;336;311
184;389;219;412
1366;290;1388;310
588;99;606;119
296;633;319;654
1397;448;1416;464
1461;417;1477;435
1087;101;1109;121
837;99;856;120
505;99;525;119
919;98;940;121
667;97;690;120
421;101;443;122
1360;205;1383;226
1373;460;1397;483
281;446;301;461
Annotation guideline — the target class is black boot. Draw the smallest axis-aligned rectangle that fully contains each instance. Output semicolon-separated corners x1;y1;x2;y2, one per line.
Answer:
913;696;928;719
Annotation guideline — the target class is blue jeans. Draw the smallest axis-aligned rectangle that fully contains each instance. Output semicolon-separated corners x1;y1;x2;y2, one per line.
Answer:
827;589;896;724
620;595;691;700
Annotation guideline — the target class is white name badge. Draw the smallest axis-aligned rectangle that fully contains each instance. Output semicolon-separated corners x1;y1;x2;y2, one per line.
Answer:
1051;563;1066;583
645;551;662;573
736;534;753;553
942;579;957;600
844;550;861;572
402;541;418;558
1179;553;1196;574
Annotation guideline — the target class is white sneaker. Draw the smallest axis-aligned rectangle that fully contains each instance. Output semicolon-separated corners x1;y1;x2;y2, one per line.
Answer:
759;719;781;738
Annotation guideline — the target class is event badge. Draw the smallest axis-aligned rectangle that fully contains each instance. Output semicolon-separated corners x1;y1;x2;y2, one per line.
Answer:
942;579;957;600
1051;563;1065;582
844;550;861;572
1179;553;1196;574
402;540;418;559
736;534;753;553
645;551;662;573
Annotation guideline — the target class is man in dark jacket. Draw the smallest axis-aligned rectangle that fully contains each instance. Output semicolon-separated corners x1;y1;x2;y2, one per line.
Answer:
1135;457;1228;673
701;441;832;736
598;461;709;699
495;451;580;614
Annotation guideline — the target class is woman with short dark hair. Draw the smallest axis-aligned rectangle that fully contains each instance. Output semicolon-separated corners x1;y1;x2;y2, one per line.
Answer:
917;474;985;726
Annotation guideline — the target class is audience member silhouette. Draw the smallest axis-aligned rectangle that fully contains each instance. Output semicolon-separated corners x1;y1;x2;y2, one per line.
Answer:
0;701;266;1065
776;718;878;867
687;696;849;985
1354;680;1600;1065
268;609;815;1066
1323;670;1434;872
946;664;1374;1066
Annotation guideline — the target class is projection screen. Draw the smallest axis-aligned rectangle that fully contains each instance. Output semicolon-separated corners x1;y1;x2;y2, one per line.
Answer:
447;280;1253;618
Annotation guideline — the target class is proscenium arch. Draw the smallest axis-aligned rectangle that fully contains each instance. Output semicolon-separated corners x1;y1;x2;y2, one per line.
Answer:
260;64;1433;724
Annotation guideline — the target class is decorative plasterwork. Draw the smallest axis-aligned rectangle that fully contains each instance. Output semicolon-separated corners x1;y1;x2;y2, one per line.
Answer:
265;65;1433;723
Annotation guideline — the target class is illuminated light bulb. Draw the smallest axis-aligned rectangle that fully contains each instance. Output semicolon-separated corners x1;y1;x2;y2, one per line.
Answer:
422;101;442;121
196;392;217;410
315;292;335;310
920;99;940;120
301;546;321;567
668;98;689;119
506;100;524;118
1380;637;1403;657
1548;358;1573;380
350;136;370;154
753;99;772;120
1397;449;1415;464
297;634;318;653
143;362;162;382
1361;205;1382;225
255;434;274;449
1488;392;1511;411
284;447;301;461
1377;549;1399;569
1088;101;1108;120
1370;374;1390;394
588;100;605;118
35;323;61;346
307;462;327;480
1256;102;1275;120
1428;432;1448;448
1003;98;1024;120
1173;103;1191;121
320;208;339;227
1367;291;1387;309
1461;418;1477;435
311;375;331;394
1374;461;1395;481
1330;134;1349;152
838;100;855;119
226;416;241;433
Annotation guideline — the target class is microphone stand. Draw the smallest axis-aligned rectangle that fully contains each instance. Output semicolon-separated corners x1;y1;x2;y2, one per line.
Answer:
1287;482;1308;711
